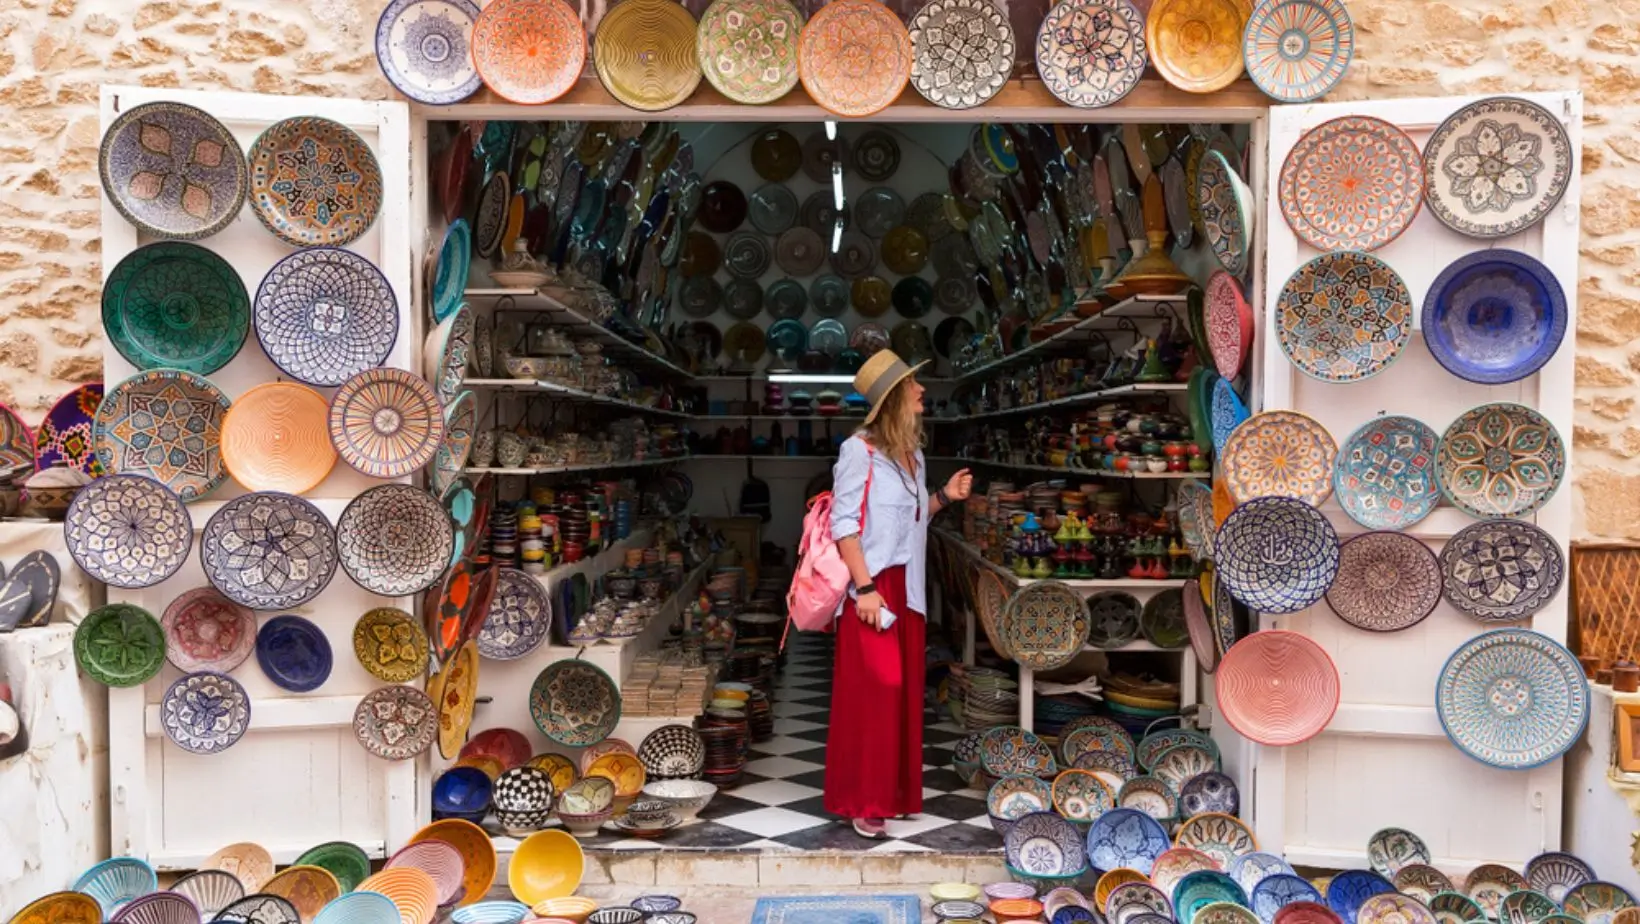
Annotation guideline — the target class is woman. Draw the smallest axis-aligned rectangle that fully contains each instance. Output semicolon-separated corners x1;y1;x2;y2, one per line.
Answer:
824;350;973;839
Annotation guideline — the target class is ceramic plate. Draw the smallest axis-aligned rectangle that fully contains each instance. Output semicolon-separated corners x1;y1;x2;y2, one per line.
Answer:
1216;629;1339;744
433;640;481;759
472;0;587;105
1052;768;1115;822
103;242;250;375
1205;271;1252;380
375;0;485;104
432;219;471;325
1437;628;1588;768
425;304;472;407
1358;894;1436;924
1115;776;1177;822
1365;827;1430;878
980;725;1056;777
433;390;475;496
479;568;553;660
1242;0;1353;103
593;0;702;111
37;384;106;477
163;587;257;673
1326;531;1441;632
353;607;429;683
329;368;444;478
0;402;32;474
1440;519;1564;623
254;247;399;387
1436;402;1564;518
1327;871;1396;924
1176;815;1258;868
697;0;802;104
256;614;333;693
1086;808;1171;875
93;369;230;501
1209;377;1249;458
473;172;509;259
1279;116;1419;251
201;492;339;610
1147;0;1245;93
168;871;246;918
1526;853;1595;904
1006;811;1087;876
1107;882;1172;922
162;670;251;754
248;117;382;247
1001;580;1091;671
530;659;621;746
1221;410;1338;505
221;382;337;495
1183;576;1219;673
989;773;1052;819
1152;742;1217;794
1562;883;1635;924
1277;251;1413;383
1034;0;1146;108
338;484;454;597
910;0;1013;109
1251;875;1320;923
99;101;247;240
637;724;706;779
64;474;192;588
355;685;438;760
74;603;165;687
1215;497;1339;615
1393;866;1454;904
1422;250;1566;385
1178;780;1241;832
1086;590;1142;649
797;0;912;118
1198;149;1252;276
1423;96;1572;239
748;184;799;236
1333;415;1441;530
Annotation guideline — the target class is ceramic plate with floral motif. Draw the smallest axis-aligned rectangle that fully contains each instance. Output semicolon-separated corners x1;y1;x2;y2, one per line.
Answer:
1423;96;1572;239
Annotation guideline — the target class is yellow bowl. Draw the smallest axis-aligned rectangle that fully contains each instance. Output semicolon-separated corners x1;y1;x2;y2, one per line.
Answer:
509;830;585;905
930;882;981;903
530;896;598;922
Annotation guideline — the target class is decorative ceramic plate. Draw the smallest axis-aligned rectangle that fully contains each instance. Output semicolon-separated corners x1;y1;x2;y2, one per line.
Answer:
1033;0;1146;108
471;0;586;105
1563;883;1636;924
1252;875;1321;924
104;242;250;375
1231;852;1295;895
1366;827;1430;878
375;0;484;104
1437;628;1588;768
99;101;247;240
1137;728;1216;771
254;247;399;387
1216;497;1339;614
1206;271;1252;380
164;587;257;673
329;368;444;478
1052;768;1115;822
1005;811;1087;877
637;724;706;778
37;384;105;477
220;893;304;924
432;390;474;496
93;369;230;501
11;892;104;924
162;670;251;754
1465;866;1532;920
1198;149;1252;276
1210;377;1249;459
1326;532;1441;632
907;0;1012;109
989;773;1053;819
1526;853;1595;904
427;304;474;407
1327;871;1396;924
74;603;165;687
248;117;382;247
594;0;702;111
221;382;337;495
1333;415;1441;530
1393;866;1454;904
1151;849;1220;901
354;685;438;760
1183;580;1219;673
980;725;1057;777
1277;251;1413;383
797;0;912;118
1242;0;1353;103
337;484;454;597
1107;882;1173;923
1086;590;1142;650
1279;116;1419;252
1423;96;1572;239
1427;893;1483;924
1086;808;1171;875
479;568;552;660
1422;250;1566;385
64;474;192;588
256;614;333;693
201;492;339;610
432;219;470;325
530;659;620;746
697;0;803;104
1358;894;1437;924
1001;580;1091;671
1216;630;1338;745
110;891;200;924
432;640;480;759
1115;777;1176;822
1177;814;1258;866
353;607;429;683
1221;410;1338;505
1147;0;1245;93
1436;402;1564;519
1152;743;1217;795
1440;520;1564;623
169;872;246;919
0;402;31;474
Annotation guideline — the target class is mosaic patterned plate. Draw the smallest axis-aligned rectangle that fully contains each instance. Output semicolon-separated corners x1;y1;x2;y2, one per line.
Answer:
1242;0;1353;103
425;305;473;408
1001;580;1091;671
980;725;1057;778
353;607;429;683
594;0;702;111
1034;0;1146;108
479;567;552;660
1393;866;1454;904
99;101;247;240
329;368;444;478
64;474;192;589
1006;810;1087;876
1279;116;1419;251
1423;250;1566;385
104;242;250;375
907;0;1012;109
1206;271;1252;380
37;384;105;477
1333;415;1441;530
472;0;587;105
530;659;620;746
254;247;399;387
201;492;339;610
697;0;803;104
1107;882;1173;923
74;603;165;687
1439;519;1563;623
1428;892;1486;924
1215;497;1340;615
163;587;257;673
1423;96;1572;239
1436;628;1588;769
1221;410;1338;506
248;117;382;247
1152;743;1217;795
375;0;484;104
162;670;251;754
1436;402;1564;519
93;369;230;501
989;773;1053;820
1176;814;1259;868
1325;531;1441;633
1052;768;1116;822
1086;808;1171;875
1210;377;1249;459
1563;882;1635;924
354;685;438;760
797;0;912;118
1198;149;1252;276
1277;251;1413;383
1147;0;1246;93
337;484;454;597
1359;894;1437;924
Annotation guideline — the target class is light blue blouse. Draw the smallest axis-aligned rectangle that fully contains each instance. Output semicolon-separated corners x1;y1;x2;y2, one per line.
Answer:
829;434;928;616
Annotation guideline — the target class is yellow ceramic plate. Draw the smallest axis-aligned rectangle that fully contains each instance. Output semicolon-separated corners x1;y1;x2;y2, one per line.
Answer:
409;818;496;908
431;640;479;760
200;842;276;892
262;866;341;924
354;607;429;683
1145;0;1246;93
527;752;580;793
509;831;586;905
9;892;103;924
593;0;703;111
358;868;439;924
586;752;647;797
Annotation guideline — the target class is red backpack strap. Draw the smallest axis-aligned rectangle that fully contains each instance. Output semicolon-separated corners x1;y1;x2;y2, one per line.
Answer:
860;444;873;524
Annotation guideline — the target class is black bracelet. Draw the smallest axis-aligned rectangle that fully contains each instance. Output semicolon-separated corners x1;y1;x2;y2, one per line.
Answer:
935;486;950;505
858;582;877;596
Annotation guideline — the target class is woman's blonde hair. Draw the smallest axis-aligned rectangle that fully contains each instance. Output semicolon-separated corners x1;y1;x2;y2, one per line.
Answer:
861;378;923;461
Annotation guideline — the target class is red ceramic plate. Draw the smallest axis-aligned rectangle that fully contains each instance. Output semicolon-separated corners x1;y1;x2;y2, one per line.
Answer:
1205;270;1252;380
1216;630;1339;746
472;0;587;105
1275;902;1346;924
1183;574;1219;674
442;125;472;227
460;727;532;771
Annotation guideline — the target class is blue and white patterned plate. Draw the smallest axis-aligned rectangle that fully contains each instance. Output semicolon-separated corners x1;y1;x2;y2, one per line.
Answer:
1326;871;1396;924
1231;853;1297;896
201;492;339;610
99;101;248;240
1179;771;1240;819
254;247;399;387
1423;250;1567;385
1085;807;1170;874
161;670;251;754
1439;520;1563;623
1215;496;1339;615
1211;377;1250;459
375;0;484;105
64;474;192;589
433;219;471;324
1005;811;1087;877
1437;628;1588;769
1334;415;1441;530
479;567;553;660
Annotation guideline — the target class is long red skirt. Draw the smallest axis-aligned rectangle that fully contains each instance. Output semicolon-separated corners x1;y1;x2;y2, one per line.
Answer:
823;565;926;820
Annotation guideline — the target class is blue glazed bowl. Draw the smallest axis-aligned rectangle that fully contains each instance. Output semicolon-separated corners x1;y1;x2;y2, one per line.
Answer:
432;766;493;817
73;856;158;916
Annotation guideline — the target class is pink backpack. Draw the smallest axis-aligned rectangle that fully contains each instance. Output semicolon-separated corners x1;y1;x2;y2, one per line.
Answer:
785;447;872;644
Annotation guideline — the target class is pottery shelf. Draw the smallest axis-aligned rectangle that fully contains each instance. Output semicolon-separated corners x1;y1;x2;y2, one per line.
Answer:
684;454;838;463
951;294;1193;384
931;528;1192;594
924;455;1207;480
463;456;688;477
460;378;693;420
464;287;696;380
953;382;1190;422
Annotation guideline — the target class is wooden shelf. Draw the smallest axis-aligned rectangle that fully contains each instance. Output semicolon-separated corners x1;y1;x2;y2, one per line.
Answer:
464;288;695;380
932;528;1193;593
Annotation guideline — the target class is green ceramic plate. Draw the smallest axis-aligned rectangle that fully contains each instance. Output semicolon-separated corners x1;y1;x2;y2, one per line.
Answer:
294;841;370;892
102;241;250;375
74;604;165;687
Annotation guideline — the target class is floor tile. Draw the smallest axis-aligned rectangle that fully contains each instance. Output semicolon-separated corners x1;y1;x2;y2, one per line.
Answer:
714;806;831;838
920;793;989;822
771;821;888;850
695;793;766;822
882;813;957;838
785;745;830;765
786;768;828;790
789;726;832;744
773;700;828;718
743;755;826;779
924;726;965;745
867;839;936;853
774;793;832;820
729;779;824;807
791;694;833;709
922;769;972;792
745;735;815;757
660;820;766;849
772;717;827;736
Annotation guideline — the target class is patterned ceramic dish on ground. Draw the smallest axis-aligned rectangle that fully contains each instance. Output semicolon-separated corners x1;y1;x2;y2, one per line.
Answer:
73;856;160;917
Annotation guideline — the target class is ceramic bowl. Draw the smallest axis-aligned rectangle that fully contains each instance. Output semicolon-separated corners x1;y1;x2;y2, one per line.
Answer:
931;883;982;903
432;767;493;817
1007;863;1086;894
641;780;717;822
110;891;198;924
984;882;1038;902
451;901;532;924
509;831;584;906
532;897;599;923
505;356;550;379
587;910;644;924
496;807;554;836
623;799;676;827
74;856;160;916
557;809;614;838
990;898;1045;922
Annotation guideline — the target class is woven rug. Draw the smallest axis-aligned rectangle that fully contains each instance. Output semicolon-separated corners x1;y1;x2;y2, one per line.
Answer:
750;895;921;924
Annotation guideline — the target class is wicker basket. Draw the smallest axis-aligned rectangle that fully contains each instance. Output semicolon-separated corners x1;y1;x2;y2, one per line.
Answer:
1569;541;1640;662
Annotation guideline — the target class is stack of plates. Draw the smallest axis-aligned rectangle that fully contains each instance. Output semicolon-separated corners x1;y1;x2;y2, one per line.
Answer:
1036;694;1103;738
747;690;774;742
698;713;748;789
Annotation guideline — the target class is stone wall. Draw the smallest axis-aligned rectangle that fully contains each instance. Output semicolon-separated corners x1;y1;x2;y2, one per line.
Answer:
0;0;1637;536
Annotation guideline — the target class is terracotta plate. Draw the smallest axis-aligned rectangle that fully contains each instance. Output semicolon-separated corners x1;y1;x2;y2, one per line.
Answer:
472;0;587;105
222;382;338;495
1279;115;1422;252
1146;0;1246;93
1216;630;1339;746
798;0;912;118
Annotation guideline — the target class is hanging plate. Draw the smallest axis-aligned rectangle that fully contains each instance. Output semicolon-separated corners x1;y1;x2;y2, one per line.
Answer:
433;219;472;324
256;615;333;693
201;492;339;610
375;0;485;104
93;369;230;502
1422;250;1567;385
1325;532;1441;633
1423;96;1572;239
248;117;383;248
160;671;252;754
433;390;476;496
1146;0;1246;93
1000;580;1090;671
1215;496;1339;615
1209;377;1249;459
1439;519;1564;623
424;304;474;407
0;402;31;474
1279;116;1421;252
254;247;400;387
432;639;481;758
474;171;511;259
1333;415;1441;531
354;685;439;760
479;568;553;660
697;0;804;105
594;0;702;111
64;474;192;589
1277;250;1413;383
1436;628;1588;769
530;659;621;746
221;382;338;495
354;607;430;684
1216;630;1338;746
1435;402;1564;519
471;0;587;105
797;0;913;118
103;242;250;375
1183;579;1219;673
329;369;445;479
163;588;257;674
338;484;456;597
748;183;799;235
1242;0;1353;103
1197;149;1253;276
37;384;105;477
74;603;166;688
99;101;247;241
1036;0;1147;108
1220;409;1337;506
1204;271;1252;380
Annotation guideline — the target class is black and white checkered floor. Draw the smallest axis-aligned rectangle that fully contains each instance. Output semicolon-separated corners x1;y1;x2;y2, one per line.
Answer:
580;631;1003;853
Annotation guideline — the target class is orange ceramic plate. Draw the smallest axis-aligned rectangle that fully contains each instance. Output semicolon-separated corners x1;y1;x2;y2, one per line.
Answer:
432;640;480;760
262;866;342;924
409;819;495;908
1146;0;1246;93
585;752;646;797
797;0;911;117
9;892;102;924
358;867;440;924
221;382;336;494
200;841;276;892
472;0;587;105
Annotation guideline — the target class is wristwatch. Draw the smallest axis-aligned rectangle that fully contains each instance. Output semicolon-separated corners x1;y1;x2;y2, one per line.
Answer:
858;582;877;596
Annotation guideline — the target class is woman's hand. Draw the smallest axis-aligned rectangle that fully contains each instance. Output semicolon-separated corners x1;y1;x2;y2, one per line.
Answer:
944;468;974;502
856;591;884;629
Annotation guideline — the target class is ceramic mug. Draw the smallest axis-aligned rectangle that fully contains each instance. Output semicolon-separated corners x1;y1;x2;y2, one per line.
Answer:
497;430;528;468
470;429;497;468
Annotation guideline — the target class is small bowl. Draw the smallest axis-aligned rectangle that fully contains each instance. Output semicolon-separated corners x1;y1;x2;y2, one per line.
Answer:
641;780;717;822
509;831;585;906
984;882;1037;902
489;270;551;289
532;897;598;923
432;767;493;817
930;883;982;904
73;856;159;916
556;810;613;838
990;898;1045;922
587;910;644;924
451;901;531;924
496;807;553;836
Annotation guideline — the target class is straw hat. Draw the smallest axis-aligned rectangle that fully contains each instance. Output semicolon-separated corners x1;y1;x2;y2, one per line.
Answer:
854;349;928;426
